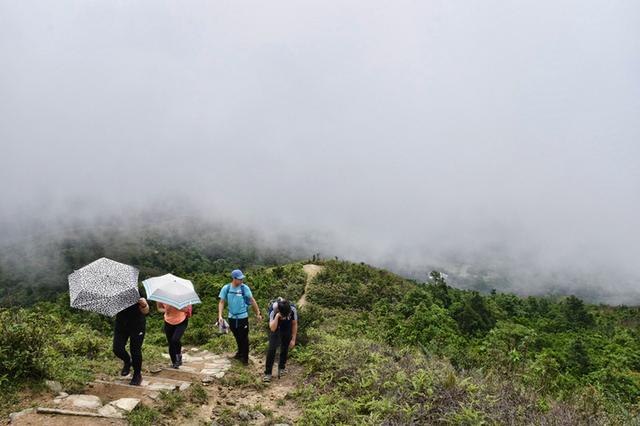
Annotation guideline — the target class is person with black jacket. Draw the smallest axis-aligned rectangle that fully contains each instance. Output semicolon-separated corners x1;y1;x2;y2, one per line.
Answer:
113;297;149;385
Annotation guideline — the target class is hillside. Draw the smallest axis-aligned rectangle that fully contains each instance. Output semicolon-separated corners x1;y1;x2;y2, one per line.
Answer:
3;256;640;424
0;219;305;307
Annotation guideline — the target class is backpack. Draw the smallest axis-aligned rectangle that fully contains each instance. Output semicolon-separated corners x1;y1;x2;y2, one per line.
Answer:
267;298;296;320
239;284;252;307
185;304;193;318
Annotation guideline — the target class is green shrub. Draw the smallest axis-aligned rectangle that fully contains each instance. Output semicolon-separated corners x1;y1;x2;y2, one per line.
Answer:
0;309;50;381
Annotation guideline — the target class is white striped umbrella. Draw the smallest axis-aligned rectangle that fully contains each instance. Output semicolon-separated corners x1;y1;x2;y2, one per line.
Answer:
142;273;201;309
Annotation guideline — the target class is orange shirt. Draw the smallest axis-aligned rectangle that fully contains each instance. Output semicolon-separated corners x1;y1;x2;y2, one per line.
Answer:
159;303;187;325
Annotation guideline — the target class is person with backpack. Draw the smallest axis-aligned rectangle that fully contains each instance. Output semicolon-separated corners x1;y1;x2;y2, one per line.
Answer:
218;269;263;365
157;302;192;369
263;297;298;383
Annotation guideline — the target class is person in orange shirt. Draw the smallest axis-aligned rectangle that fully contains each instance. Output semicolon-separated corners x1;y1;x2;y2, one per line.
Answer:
156;302;190;368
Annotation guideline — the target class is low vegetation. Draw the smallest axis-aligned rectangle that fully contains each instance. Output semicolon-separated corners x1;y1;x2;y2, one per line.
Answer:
1;242;639;424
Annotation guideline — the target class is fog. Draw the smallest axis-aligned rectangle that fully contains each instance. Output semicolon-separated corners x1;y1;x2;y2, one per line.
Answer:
1;1;639;303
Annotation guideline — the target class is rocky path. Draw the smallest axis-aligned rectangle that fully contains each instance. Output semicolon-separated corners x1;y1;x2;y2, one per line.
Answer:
9;348;232;425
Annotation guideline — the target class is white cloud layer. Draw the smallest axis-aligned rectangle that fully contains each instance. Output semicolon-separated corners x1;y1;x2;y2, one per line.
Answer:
1;1;639;302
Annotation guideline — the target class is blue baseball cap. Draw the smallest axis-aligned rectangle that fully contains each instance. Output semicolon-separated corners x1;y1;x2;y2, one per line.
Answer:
231;269;245;280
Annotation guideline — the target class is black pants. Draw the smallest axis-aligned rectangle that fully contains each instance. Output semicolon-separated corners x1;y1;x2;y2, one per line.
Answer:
113;327;145;375
164;318;188;364
229;317;249;362
265;329;292;375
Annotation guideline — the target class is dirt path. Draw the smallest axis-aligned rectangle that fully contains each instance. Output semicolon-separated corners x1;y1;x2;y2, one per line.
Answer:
297;264;324;308
204;353;303;425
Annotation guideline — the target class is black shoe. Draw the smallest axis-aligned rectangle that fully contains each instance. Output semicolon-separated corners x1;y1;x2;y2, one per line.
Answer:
120;362;131;377
241;358;249;366
129;373;142;386
171;360;179;369
177;353;183;366
232;352;242;360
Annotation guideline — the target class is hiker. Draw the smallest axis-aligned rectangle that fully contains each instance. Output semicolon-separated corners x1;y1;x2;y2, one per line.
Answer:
113;297;149;386
156;302;191;369
263;297;298;383
218;269;263;365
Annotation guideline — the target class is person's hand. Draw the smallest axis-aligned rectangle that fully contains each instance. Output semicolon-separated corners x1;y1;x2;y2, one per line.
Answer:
217;316;223;325
257;313;263;322
289;338;296;349
138;298;148;309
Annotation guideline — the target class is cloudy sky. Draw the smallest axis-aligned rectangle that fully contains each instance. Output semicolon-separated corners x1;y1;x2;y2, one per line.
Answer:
1;1;639;300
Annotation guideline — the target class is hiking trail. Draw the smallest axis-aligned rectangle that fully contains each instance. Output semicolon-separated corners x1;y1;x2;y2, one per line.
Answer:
8;264;322;425
297;264;324;308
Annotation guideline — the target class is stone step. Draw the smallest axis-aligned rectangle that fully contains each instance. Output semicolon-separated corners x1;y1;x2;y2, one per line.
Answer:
92;378;190;391
39;394;141;420
36;407;121;419
156;366;227;377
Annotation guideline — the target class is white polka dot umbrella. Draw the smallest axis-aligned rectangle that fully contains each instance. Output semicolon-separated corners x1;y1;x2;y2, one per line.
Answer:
68;257;140;317
142;273;201;310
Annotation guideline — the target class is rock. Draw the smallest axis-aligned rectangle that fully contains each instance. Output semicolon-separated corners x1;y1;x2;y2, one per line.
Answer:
200;368;221;375
214;372;225;379
179;382;191;391
251;411;266;421
57;392;69;399
149;367;163;373
190;347;199;352
177;366;197;373
161;353;171;359
109;397;140;412
201;376;214;384
45;380;63;393
204;363;225;368
9;408;35;423
238;410;251;421
148;392;160;401
67;394;102;409
98;404;123;418
182;355;203;362
225;400;236;406
148;383;177;391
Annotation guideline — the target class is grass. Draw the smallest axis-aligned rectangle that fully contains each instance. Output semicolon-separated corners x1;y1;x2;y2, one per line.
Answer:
127;404;162;426
221;362;267;390
158;389;186;415
211;407;239;426
188;382;209;405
